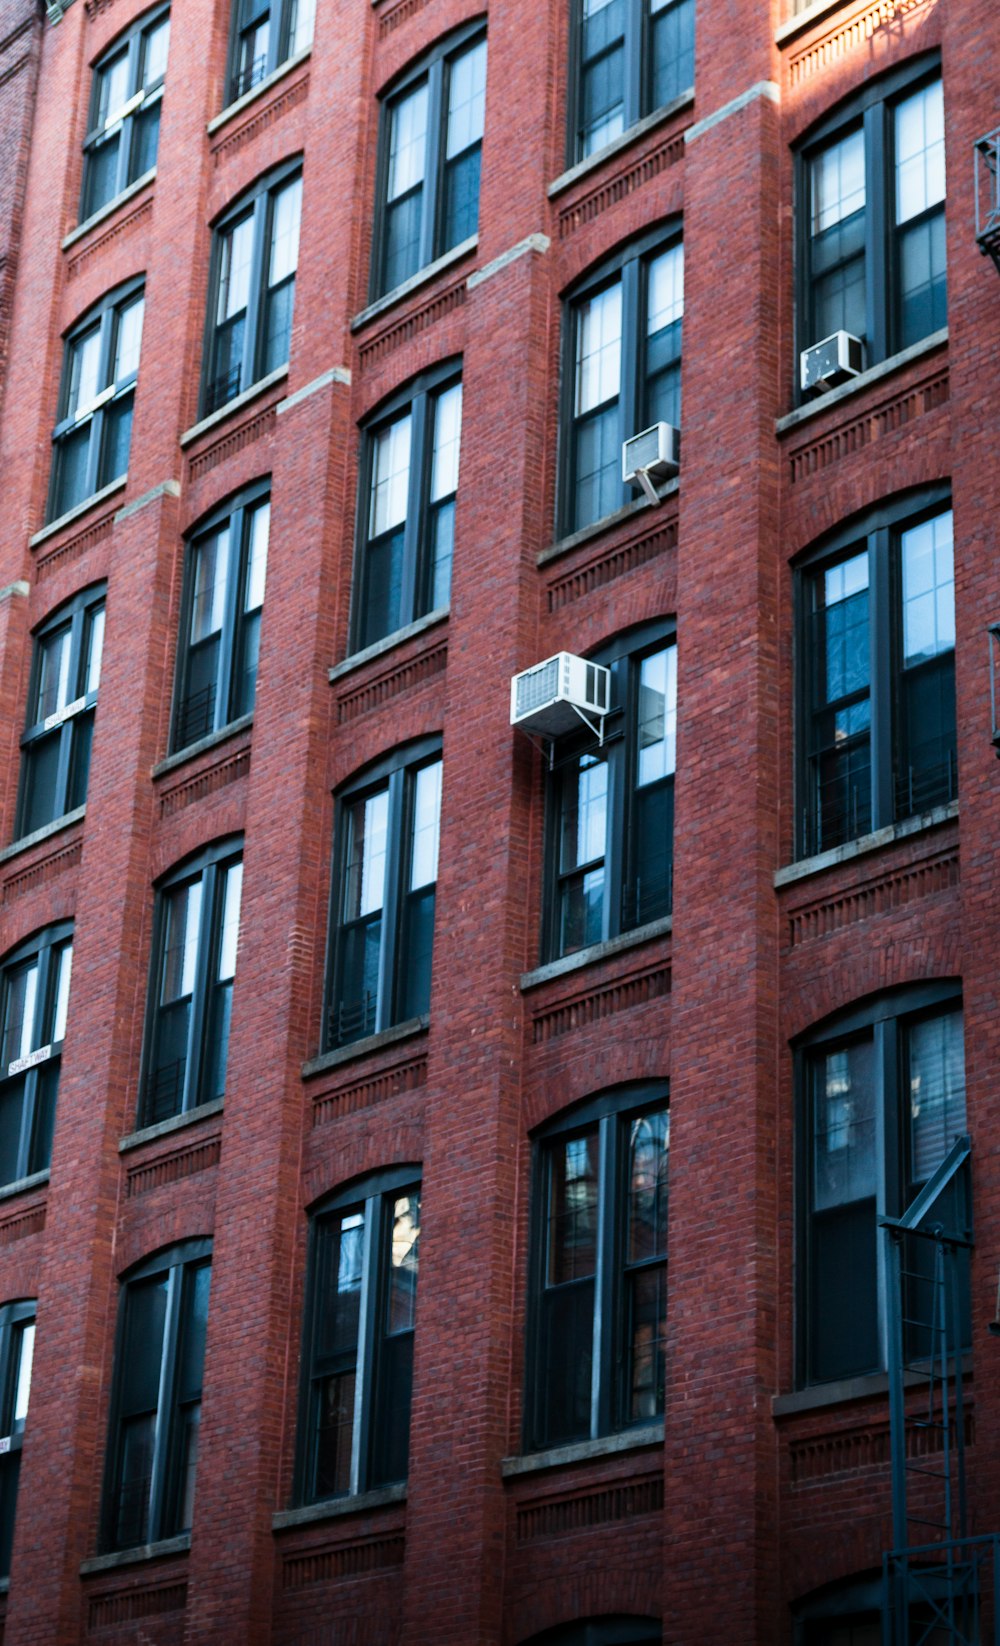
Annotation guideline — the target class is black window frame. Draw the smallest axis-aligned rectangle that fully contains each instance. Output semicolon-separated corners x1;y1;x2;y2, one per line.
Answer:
171;482;270;752
201;158;302;417
0;1299;35;1582
79;4;170;224
371;22;487;301
15;583;106;843
351;360;462;654
0;924;73;1191
101;1240;211;1552
794;483;956;860
224;0;314;107
525;1083;669;1454
139;839;243;1128
795;979;969;1390
568;0;694;166
542;618;675;964
325;736;443;1050
559;223;683;537
48;277;145;524
795;52;945;398
295;1166;421;1504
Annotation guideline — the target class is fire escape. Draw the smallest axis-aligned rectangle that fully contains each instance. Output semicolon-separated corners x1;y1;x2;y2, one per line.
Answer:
975;130;1000;273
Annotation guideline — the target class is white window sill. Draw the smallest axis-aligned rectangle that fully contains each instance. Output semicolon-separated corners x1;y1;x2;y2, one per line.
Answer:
208;46;312;135
1;807;85;865
521;915;673;992
63;169;156;250
329;609;448;683
180;366;288;448
80;1534;191;1575
119;1098;224;1154
30;476;128;550
777;328;948;435
273;1483;406;1530
351;237;478;333
774;799;958;889
547;91;694;199
502;1422;664;1477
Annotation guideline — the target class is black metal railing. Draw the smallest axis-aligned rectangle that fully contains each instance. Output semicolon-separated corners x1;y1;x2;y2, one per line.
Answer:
176;684;217;751
975;128;1000;271
229;51;269;106
203;364;242;418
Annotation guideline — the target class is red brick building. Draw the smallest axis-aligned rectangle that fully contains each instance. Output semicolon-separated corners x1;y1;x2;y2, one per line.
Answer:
0;0;996;1638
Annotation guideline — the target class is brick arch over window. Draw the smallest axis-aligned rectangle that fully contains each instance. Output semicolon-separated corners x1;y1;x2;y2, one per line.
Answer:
509;1573;661;1644
782;933;961;1044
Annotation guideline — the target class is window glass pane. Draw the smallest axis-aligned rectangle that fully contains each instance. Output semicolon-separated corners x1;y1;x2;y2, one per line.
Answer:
97;51;130;126
177;1263;211;1402
67;327;102;419
909;1010;965;1182
901;510;954;666
370;415;412;537
52;943;72;1043
580;0;624;156
114;296;144;381
162;879;203;1002
388;84;428;201
387;1190;420;1334
445;40;486;159
244;501;270;612
647;244;684;340
895;81;945;225
812;129;866;234
409;762;441;891
268;177;302;286
813;1040;876;1211
3;962;38;1066
218;214;254;323
576;282;622;414
142;17;170;85
217;861;242;981
430;383;462;502
650;0;694;110
12;1323;34;1428
548;1131;599;1284
191;528;230;642
345;790;389;919
289;0;315;54
637;647;676;786
558;753;607;953
85;605;106;695
34;624;72;721
822;553;869;700
628;1109;669;1261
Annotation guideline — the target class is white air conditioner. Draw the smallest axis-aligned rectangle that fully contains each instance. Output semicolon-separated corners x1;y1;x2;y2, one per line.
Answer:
800;330;864;395
622;423;680;498
510;652;610;742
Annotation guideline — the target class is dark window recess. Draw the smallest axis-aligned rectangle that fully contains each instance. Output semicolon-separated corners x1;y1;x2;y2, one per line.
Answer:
203;164;301;416
0;926;72;1190
353;366;461;651
80;6;170;222
15;585;105;841
141;843;243;1126
373;27;486;299
563;229;682;534
226;0;314;105
49;281;144;522
527;1087;669;1452
327;741;441;1049
103;1243;210;1551
173;486;269;751
798;491;955;859
544;623;675;962
798;984;968;1387
798;60;945;382
0;1302;35;1581
297;1171;420;1502
522;1624;663;1646
573;0;694;163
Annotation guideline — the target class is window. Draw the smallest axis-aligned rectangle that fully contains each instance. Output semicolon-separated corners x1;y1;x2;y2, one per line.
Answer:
522;1624;662;1646
326;740;441;1049
563;228;682;534
203;164;302;415
573;0;694;162
797;489;955;859
353;365;461;651
15;585;105;841
103;1243;210;1551
798;58;945;383
80;8;170;222
373;26;486;299
0;926;72;1190
0;1302;34;1581
49;281;144;522
797;983;967;1387
141;842;243;1126
225;0;314;105
527;1087;668;1452
543;622;675;962
172;486;269;750
296;1169;420;1502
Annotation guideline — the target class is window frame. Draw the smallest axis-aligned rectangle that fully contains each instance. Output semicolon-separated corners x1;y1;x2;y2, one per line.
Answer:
223;0;313;108
171;482;270;752
325;736;443;1051
559;222;683;536
794;52;944;397
0;923;73;1191
794;979;967;1389
0;1299;35;1581
15;583;106;843
295;1165;421;1504
139;838;243;1128
541;618;676;963
794;483;955;860
525;1082;669;1454
201;158;302;418
351;360;462;654
370;21;487;302
101;1240;211;1552
48;277;145;524
80;4;170;223
568;0;695;166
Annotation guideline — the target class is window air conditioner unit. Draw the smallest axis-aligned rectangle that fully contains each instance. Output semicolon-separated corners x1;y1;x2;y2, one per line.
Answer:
622;423;680;505
510;652;610;742
800;330;864;395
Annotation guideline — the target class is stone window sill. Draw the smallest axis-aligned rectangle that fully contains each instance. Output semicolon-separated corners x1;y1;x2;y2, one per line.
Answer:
180;367;288;449
547;92;694;199
208;47;311;135
539;478;678;569
773;1355;971;1418
302;1016;429;1080
521;916;672;992
774;800;957;889
0;807;85;866
0;1170;49;1204
119;1098;224;1154
273;1483;406;1531
152;716;253;779
30;477;127;550
63;170;156;250
776;0;855;46
329;609;448;684
351;237;477;333
81;1534;191;1575
777;329;948;435
502;1422;664;1478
